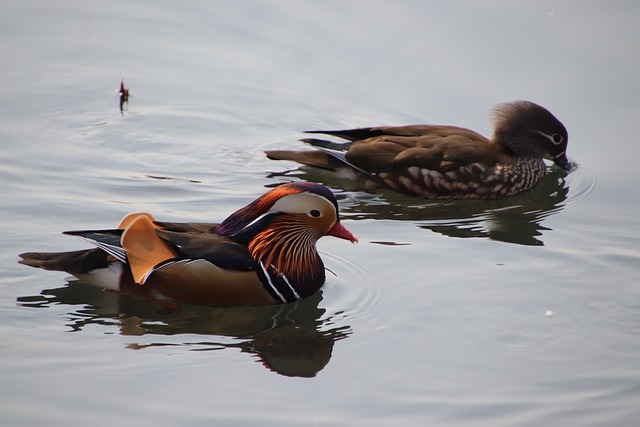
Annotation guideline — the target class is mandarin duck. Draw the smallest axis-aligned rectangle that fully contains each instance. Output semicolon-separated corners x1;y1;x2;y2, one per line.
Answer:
266;101;570;199
19;182;357;307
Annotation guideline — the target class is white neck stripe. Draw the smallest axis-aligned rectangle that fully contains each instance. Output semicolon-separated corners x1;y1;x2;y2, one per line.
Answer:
259;261;286;303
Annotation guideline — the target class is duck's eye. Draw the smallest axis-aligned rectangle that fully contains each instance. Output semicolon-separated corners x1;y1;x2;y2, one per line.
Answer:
309;209;321;218
552;134;564;144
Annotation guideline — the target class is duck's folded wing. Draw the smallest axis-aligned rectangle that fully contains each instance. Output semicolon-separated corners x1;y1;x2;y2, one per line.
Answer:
153;220;259;270
347;129;499;173
153;221;218;234
305;125;445;141
155;229;256;272
303;125;496;173
306;124;486;139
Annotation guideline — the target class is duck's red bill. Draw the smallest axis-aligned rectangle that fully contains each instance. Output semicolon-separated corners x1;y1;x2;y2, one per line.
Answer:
327;222;358;243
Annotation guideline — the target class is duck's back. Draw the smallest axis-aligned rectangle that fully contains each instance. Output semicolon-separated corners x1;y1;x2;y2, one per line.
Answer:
343;125;504;173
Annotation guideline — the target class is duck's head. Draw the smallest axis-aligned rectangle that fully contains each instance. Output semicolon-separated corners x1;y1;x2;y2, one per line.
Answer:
217;182;356;297
491;100;569;169
217;182;357;246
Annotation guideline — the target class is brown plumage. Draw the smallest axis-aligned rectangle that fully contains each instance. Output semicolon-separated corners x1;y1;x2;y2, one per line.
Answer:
266;101;570;199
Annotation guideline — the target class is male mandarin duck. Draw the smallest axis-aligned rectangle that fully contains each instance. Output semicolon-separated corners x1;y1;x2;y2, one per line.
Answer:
19;182;357;307
266;101;570;199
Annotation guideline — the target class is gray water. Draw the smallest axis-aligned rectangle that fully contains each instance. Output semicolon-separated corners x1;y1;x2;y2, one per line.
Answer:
2;1;639;426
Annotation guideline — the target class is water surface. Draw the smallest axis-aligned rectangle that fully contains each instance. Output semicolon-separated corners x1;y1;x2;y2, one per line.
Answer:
2;1;639;426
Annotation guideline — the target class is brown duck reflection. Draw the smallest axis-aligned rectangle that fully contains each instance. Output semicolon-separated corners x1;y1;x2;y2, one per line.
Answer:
270;165;570;246
17;281;350;377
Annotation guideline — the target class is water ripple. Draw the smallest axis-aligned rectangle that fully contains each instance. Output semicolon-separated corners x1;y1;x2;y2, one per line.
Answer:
320;238;384;325
562;160;599;210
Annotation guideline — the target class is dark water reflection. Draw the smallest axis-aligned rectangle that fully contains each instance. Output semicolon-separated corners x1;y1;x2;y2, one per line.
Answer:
17;282;349;378
270;165;570;246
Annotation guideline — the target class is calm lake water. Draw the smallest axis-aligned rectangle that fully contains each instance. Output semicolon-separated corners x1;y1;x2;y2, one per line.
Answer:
2;1;639;426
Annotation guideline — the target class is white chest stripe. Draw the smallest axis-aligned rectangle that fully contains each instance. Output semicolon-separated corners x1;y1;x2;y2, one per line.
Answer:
276;266;301;300
259;261;286;303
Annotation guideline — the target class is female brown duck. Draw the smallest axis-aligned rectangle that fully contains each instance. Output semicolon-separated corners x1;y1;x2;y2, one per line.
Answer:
266;101;570;199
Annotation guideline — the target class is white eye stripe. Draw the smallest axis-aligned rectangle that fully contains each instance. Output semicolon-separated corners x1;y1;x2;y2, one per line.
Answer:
536;130;564;145
268;193;336;218
237;193;332;233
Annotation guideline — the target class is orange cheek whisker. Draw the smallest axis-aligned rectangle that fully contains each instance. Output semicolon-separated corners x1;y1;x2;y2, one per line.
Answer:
248;218;321;283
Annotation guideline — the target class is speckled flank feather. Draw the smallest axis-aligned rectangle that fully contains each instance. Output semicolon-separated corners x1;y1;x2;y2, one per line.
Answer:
378;159;547;199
